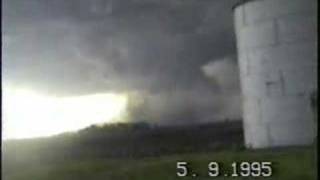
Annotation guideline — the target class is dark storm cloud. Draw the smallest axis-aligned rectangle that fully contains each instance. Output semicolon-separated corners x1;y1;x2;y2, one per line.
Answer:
3;0;241;123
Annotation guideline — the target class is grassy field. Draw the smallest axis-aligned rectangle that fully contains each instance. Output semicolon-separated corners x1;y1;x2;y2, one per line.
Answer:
3;147;317;180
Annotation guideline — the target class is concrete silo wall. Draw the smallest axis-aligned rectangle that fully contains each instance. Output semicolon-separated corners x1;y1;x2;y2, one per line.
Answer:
233;0;317;148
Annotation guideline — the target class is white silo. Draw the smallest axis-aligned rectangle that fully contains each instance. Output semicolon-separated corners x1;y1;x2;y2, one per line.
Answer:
233;0;317;148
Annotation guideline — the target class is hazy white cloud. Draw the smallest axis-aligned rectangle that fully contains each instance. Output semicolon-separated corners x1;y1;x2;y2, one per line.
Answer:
202;56;240;93
201;56;242;119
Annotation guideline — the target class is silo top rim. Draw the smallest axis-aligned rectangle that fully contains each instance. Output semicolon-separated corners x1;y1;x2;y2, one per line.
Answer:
232;0;263;11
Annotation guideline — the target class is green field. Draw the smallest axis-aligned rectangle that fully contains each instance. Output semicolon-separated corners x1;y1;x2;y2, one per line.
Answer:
3;147;317;180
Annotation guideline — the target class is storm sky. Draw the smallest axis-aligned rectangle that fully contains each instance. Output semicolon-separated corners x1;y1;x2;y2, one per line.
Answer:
3;0;242;125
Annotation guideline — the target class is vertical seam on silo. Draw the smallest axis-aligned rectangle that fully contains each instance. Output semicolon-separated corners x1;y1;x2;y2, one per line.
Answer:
266;122;273;146
246;52;250;76
257;98;263;123
242;5;247;26
265;81;273;97
273;18;280;46
239;53;246;98
279;70;286;96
